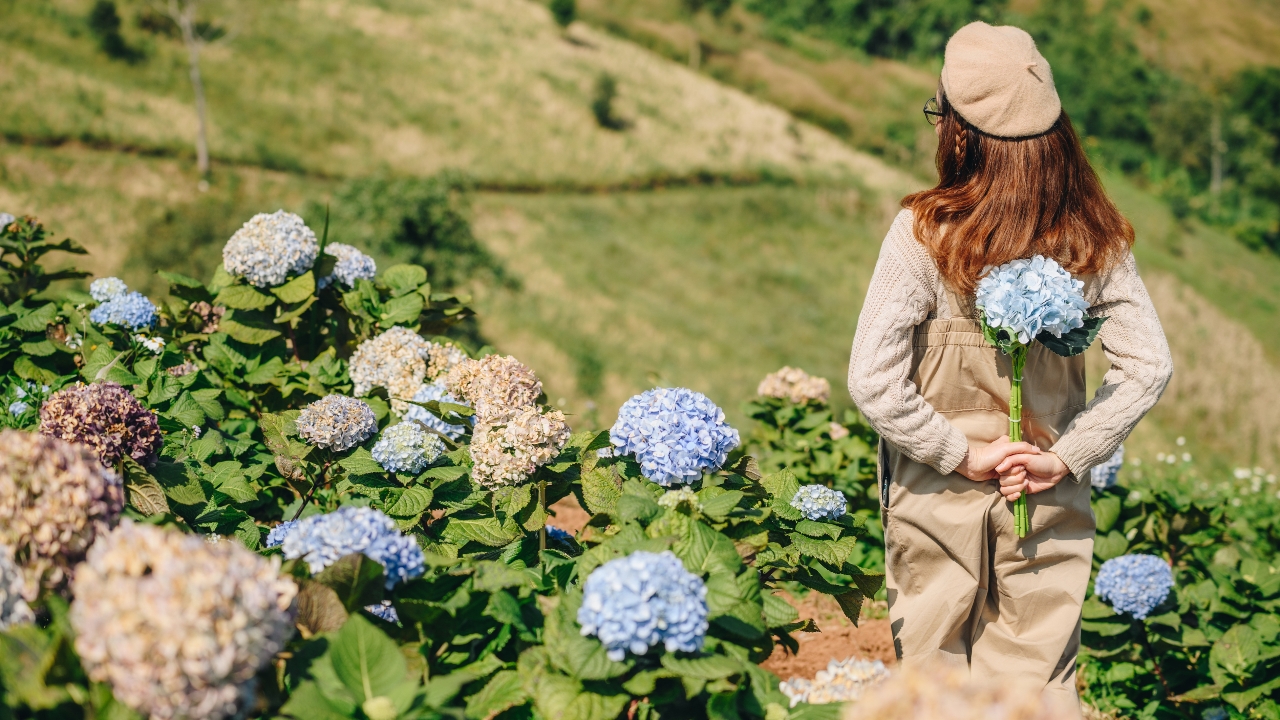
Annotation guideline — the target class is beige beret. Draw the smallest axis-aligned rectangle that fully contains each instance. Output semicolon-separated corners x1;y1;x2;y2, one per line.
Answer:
940;22;1061;138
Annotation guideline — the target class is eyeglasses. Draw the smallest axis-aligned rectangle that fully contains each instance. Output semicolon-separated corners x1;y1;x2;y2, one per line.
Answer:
923;97;944;126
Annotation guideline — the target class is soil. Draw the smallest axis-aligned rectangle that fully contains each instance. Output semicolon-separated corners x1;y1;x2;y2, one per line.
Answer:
548;495;896;682
760;592;897;681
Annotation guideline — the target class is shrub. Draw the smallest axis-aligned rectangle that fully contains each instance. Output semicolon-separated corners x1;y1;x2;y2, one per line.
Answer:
0;214;879;720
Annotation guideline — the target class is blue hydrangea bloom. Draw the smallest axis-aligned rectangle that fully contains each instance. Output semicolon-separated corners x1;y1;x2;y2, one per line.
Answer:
404;382;470;439
365;600;399;624
975;256;1089;344
280;507;425;589
8;401;29;416
372;421;445;474
317;243;377;289
790;485;847;521
1095;554;1174;619
0;213;14;229
89;277;128;303
1091;445;1125;490
265;520;298;548
608;388;739;487
89;292;158;330
578;550;709;661
546;524;573;545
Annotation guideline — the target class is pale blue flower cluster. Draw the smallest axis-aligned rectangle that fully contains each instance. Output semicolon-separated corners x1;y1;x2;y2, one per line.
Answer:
89;277;128;303
264;520;298;549
578;550;708;661
608;388;740;487
89;291;158;330
790;485;847;521
371;421;445;474
0;213;14;230
404;382;470;439
278;506;425;589
1095;554;1174;619
9;401;29;416
318;243;377;289
1091;445;1125;490
975;256;1089;344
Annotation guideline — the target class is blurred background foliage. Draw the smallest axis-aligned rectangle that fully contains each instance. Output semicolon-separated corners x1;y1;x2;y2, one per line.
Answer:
1;0;1279;475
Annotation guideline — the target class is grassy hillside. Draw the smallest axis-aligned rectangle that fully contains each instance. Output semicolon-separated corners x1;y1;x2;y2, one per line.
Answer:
0;0;900;187
2;0;1278;473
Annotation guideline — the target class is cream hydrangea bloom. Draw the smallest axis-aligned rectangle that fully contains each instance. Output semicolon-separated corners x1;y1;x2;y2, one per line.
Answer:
470;407;570;487
71;521;297;720
757;366;831;405
445;354;542;423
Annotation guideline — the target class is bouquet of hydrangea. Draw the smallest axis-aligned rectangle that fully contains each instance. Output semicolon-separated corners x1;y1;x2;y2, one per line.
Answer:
974;256;1105;537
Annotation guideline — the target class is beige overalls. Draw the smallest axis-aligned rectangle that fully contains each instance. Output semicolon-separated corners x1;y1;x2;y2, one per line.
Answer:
878;286;1095;712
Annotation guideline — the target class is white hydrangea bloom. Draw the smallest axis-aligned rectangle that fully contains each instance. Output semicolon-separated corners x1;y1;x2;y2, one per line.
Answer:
70;521;297;720
445;355;542;423
371;421;445;474
296;395;378;451
222;211;319;288
89;277;129;303
657;486;702;512
318;243;376;289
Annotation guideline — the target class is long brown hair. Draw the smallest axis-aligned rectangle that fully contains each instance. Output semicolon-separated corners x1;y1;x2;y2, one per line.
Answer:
903;93;1134;295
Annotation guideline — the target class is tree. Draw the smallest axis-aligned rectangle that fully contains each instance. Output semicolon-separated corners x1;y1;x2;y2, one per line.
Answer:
152;0;221;178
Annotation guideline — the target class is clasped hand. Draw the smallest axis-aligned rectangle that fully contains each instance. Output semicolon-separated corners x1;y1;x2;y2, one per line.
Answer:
955;436;1069;502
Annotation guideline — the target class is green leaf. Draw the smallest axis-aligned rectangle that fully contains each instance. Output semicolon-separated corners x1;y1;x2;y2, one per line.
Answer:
834;591;865;625
660;654;742;680
122;459;170;515
1037;316;1106;357
617;493;661;524
762;592;799;627
465;670;527;719
442;517;521;547
329;615;412;702
12;303;56;331
529;673;628;720
219;317;282;344
381;264;428;297
788;534;859;566
14;356;62;385
280;680;355;720
168;391;206;427
1094;530;1129;561
272;272;316;304
293;580;351;636
1093;493;1122;533
315;555;386;613
579;466;621;516
1211;623;1262;681
794;520;843;541
340;447;386;476
214;284;275;310
380;293;424;325
19;339;55;356
151;460;207;506
699;490;744;520
386;486;433;517
674;520;742;576
190;388;225;421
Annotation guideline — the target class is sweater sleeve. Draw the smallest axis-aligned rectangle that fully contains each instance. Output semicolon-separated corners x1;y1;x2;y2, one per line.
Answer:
1049;253;1174;478
848;212;971;475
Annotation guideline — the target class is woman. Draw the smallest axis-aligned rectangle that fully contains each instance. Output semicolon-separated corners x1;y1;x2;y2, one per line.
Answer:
847;21;1173;710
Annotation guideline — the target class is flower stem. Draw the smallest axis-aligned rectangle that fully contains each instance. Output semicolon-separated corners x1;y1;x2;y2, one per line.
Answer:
538;477;547;556
1010;346;1029;538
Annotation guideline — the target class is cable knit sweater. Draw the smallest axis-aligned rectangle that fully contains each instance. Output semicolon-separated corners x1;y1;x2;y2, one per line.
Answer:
848;209;1173;479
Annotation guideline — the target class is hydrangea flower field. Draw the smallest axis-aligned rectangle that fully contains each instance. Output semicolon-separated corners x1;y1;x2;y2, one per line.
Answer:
1;210;1277;720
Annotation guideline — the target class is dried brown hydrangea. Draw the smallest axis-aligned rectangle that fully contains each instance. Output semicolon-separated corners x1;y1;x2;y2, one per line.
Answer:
757;366;831;405
39;382;162;468
188;301;225;334
470;406;570;487
445;354;542;423
0;431;123;599
71;521;298;720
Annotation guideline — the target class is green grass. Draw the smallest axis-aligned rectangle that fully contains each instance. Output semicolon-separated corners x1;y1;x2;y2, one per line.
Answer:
0;0;898;186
